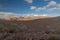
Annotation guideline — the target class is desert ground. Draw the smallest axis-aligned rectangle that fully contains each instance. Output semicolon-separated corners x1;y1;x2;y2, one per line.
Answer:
0;16;60;40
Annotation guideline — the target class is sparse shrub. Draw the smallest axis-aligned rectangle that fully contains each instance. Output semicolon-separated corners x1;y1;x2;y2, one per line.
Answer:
47;36;59;40
40;38;45;40
0;26;4;33
46;30;60;34
0;30;3;32
12;24;17;27
54;31;60;34
8;30;14;33
0;25;4;28
7;24;18;29
45;30;50;34
20;29;24;32
45;29;58;34
28;29;31;33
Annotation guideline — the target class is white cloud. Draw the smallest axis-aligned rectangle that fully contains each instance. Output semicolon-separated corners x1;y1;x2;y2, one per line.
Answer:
30;1;56;11
0;12;51;19
30;6;46;11
46;1;60;12
0;12;21;18
29;1;60;17
36;6;46;11
25;0;33;3
46;1;56;7
30;6;36;10
24;13;48;17
56;4;60;8
33;14;48;16
30;1;60;12
40;14;48;16
47;3;60;12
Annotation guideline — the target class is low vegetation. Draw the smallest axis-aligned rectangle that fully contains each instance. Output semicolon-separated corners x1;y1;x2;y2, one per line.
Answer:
0;16;60;40
47;36;59;40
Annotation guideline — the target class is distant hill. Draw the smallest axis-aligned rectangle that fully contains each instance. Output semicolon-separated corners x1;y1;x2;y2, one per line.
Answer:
0;16;60;31
3;16;51;21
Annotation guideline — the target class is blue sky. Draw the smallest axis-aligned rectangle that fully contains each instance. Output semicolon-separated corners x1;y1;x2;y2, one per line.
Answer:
0;0;60;17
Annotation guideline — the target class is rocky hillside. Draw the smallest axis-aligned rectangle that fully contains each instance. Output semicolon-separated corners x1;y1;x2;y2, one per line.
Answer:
0;16;60;31
0;16;60;40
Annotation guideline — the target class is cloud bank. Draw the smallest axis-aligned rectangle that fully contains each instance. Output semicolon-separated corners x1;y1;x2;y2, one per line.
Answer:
0;12;49;18
25;0;33;3
30;1;60;12
0;12;21;18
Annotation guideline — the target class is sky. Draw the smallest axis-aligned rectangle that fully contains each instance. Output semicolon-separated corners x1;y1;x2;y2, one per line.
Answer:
0;0;60;18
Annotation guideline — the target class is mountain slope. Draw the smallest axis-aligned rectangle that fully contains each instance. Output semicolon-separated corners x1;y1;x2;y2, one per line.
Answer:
0;16;60;31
